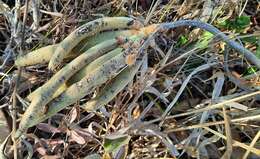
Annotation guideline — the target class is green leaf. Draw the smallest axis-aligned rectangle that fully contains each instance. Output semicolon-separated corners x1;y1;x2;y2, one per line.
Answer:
241;36;258;44
217;16;251;32
245;66;257;75
103;135;131;153
176;35;188;47
218;20;227;28
196;31;214;49
235;16;250;28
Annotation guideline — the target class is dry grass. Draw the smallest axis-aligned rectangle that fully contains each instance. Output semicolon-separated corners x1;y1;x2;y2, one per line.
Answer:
0;0;260;158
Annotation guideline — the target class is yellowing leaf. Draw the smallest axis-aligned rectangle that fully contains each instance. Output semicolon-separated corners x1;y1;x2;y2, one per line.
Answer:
103;135;131;153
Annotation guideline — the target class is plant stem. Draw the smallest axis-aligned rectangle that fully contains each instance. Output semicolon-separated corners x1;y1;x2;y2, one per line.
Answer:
160;20;260;68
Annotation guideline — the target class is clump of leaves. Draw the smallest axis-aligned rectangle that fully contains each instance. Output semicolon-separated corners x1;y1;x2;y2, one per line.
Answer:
217;16;251;32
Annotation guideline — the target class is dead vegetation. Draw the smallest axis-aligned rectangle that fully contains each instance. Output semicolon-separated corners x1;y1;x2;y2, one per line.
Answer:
0;0;260;158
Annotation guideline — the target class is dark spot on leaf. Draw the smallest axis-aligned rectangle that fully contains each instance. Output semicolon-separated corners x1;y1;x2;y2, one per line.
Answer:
127;20;134;26
94;21;99;25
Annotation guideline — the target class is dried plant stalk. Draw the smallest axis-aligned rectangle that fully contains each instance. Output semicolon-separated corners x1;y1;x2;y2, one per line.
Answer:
15;44;58;66
15;38;126;138
27;38;121;99
27;83;67;101
83;58;143;111
15;30;137;67
25;26;155;101
27;44;122;101
67;43;123;85
25;35;144;128
48;17;142;70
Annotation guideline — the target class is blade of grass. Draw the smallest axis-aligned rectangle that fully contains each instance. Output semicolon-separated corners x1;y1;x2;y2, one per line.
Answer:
221;106;233;159
204;127;260;156
146;90;260;124
242;131;260;159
